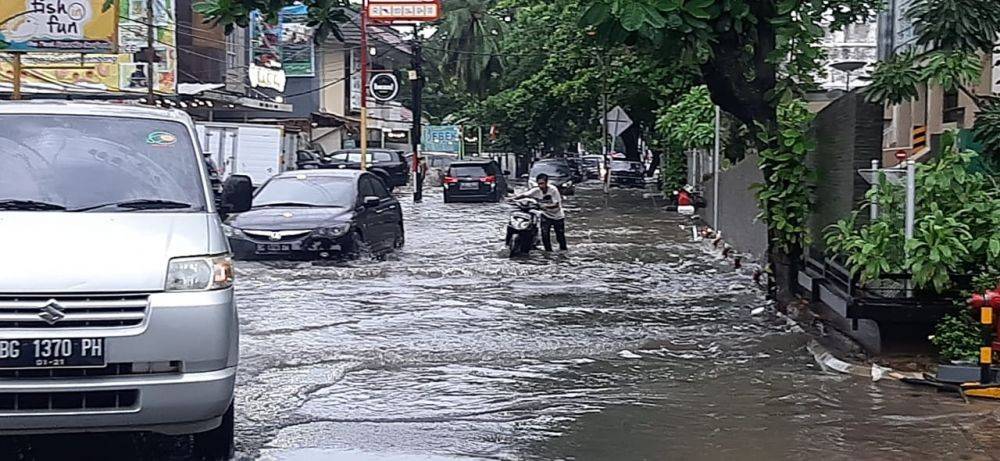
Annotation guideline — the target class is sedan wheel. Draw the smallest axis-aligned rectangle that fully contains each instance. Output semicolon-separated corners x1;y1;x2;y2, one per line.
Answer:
394;225;405;249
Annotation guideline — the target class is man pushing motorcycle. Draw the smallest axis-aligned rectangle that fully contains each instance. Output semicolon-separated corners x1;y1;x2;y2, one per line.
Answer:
513;173;567;252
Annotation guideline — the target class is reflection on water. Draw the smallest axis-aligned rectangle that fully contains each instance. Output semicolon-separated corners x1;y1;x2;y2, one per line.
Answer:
236;184;998;460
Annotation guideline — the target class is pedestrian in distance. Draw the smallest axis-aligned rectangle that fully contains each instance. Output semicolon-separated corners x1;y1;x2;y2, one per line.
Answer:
514;173;567;252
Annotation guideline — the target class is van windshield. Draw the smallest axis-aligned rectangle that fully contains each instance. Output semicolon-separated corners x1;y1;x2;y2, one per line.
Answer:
0;115;207;211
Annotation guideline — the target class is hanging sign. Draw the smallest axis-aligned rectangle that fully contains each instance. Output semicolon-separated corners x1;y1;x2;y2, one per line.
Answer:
367;0;441;22
369;73;399;102
0;0;118;53
249;63;287;92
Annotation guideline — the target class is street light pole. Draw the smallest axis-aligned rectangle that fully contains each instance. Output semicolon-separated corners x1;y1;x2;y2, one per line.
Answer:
410;28;423;202
145;0;156;105
359;0;369;171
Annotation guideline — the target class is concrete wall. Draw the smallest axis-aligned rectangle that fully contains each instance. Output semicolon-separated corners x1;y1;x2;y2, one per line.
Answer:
699;91;883;262
699;153;769;261
807;91;884;250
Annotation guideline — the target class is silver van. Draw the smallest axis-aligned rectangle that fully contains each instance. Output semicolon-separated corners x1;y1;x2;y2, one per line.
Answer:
0;102;253;458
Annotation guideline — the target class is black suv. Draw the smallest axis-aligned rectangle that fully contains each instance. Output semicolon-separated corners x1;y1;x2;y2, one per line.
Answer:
443;160;510;203
323;149;410;191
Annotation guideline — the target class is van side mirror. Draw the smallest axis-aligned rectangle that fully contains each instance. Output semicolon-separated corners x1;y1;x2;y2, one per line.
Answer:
221;175;253;213
363;196;381;208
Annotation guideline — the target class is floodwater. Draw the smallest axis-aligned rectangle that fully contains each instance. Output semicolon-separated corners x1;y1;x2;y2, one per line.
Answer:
4;184;1000;460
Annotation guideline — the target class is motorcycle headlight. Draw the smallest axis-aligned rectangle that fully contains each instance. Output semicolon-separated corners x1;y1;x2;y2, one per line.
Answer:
564;181;573;187
513;220;530;230
316;224;350;237
166;255;234;291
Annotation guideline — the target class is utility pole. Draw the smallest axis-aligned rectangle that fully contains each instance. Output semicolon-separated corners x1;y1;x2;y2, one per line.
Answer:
359;0;369;171
145;0;156;105
713;105;721;230
11;53;22;100
410;30;423;202
598;54;609;195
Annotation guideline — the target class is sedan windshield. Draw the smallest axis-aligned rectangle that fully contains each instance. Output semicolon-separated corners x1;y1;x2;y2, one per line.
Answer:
0;115;206;211
254;176;355;208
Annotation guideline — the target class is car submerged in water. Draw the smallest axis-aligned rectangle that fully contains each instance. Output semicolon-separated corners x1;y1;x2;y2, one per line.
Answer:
609;160;646;189
528;160;576;195
442;160;510;203
322;149;410;191
224;170;404;260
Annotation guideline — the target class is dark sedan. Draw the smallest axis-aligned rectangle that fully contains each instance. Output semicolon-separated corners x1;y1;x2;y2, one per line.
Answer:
224;170;404;259
323;149;410;191
529;160;576;195
581;155;602;180
609;160;646;189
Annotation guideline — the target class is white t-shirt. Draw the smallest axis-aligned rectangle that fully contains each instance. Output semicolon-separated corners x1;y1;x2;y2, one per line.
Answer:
520;186;565;220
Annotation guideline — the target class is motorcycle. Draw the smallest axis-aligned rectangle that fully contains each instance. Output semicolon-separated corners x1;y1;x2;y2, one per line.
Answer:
505;197;542;257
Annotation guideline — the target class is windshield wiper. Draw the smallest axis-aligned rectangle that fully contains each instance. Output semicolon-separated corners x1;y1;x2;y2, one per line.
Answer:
0;200;67;211
256;202;327;208
70;199;194;212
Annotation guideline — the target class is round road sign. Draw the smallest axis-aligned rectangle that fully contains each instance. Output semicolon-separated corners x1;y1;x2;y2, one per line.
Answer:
369;73;399;102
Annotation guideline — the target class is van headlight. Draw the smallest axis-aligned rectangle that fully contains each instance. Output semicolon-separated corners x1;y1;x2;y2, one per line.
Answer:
166;255;234;291
222;224;244;238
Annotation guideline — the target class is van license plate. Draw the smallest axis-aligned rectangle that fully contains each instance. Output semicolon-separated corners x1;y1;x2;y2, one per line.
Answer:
0;339;106;369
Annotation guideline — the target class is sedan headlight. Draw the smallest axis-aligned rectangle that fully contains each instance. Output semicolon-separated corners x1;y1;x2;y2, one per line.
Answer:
166;255;234;291
314;224;350;238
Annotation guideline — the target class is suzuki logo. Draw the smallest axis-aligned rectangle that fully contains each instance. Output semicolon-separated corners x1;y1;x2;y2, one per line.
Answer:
39;299;67;325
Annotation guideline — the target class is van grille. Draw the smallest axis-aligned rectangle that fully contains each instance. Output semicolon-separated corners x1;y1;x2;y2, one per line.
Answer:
0;361;181;379
0;295;149;329
0;390;138;413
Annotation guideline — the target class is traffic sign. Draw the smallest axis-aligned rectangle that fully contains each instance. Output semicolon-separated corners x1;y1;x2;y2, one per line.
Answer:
606;106;632;137
368;0;441;22
369;73;399;102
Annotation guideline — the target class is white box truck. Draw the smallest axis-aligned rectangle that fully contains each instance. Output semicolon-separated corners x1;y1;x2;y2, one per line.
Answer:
195;122;286;187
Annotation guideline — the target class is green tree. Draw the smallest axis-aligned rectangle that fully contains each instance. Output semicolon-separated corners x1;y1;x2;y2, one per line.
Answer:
655;85;715;192
579;0;875;298
429;0;509;96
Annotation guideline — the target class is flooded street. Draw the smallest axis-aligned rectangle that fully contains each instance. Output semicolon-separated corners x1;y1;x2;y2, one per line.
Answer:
3;184;998;460
234;184;999;460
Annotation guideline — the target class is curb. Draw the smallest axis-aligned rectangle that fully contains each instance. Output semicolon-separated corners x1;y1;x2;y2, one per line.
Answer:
686;223;924;383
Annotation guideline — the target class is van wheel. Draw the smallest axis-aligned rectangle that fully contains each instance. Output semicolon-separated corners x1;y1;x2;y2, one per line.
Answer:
192;402;234;460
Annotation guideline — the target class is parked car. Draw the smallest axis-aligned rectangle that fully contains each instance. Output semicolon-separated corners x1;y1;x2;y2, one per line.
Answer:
609;160;646;188
425;152;460;186
442;160;510;203
581;155;602;180
563;155;585;183
295;150;323;170
322;149;410;191
225;170;404;259
529;159;576;195
0;101;250;458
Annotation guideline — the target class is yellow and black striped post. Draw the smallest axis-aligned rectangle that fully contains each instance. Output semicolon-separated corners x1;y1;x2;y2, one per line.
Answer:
912;126;928;152
981;305;993;384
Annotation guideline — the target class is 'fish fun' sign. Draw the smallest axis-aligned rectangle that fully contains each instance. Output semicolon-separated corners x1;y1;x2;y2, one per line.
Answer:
0;0;118;53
